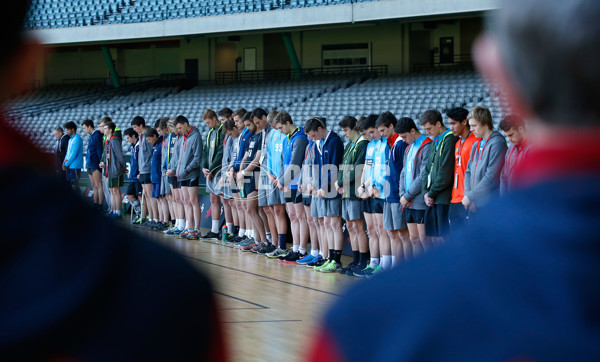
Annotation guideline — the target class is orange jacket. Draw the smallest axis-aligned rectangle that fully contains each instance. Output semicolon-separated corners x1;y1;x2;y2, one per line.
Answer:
451;132;481;203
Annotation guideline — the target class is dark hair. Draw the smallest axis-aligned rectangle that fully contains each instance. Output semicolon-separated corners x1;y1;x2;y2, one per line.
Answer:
499;114;525;131
375;111;397;128
54;126;64;133
420;110;443;127
242;111;253;122
104;121;116;132
144;127;159;138
446;107;469;122
81;119;94;128
273;111;293;125
203;109;217;120
131;116;146;127
338;115;357;130
223;120;237;131
395;117;418;134
99;116;112;125
218;107;233;118
355;116;367;132
63;121;77;131
153;118;162;129
158;117;170;130
251;108;268;120
363;114;379;130
174;115;189;126
304;117;326;133
124;128;138;138
233;108;247;119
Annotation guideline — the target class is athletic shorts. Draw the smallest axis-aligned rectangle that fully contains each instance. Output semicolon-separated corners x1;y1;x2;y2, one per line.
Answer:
139;173;151;185
362;198;372;214
448;202;468;232
223;184;233;199
342;199;363;221
371;198;384;214
424;204;450;237
180;177;200;188
206;176;221;194
152;183;162;198
127;181;143;196
258;187;268;207
66;168;81;181
316;198;342;217
405;208;425;224
241;177;257;199
169;176;180;190
284;188;303;204
87;168;100;175
108;175;123;188
383;201;406;231
302;196;312;206
311;196;324;218
160;175;171;196
267;185;285;206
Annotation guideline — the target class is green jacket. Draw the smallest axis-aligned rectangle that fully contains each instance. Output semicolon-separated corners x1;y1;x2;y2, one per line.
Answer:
201;124;225;177
421;130;459;205
338;135;368;200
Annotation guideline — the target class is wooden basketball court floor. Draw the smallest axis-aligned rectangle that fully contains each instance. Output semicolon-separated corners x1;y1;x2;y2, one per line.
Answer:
133;225;358;362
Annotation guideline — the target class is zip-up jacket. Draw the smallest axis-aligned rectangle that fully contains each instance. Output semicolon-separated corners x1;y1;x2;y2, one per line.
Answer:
318;131;344;199
168;134;183;173
233;128;252;172
86;130;103;169
151;136;163;184
280;126;308;190
500;139;529;195
384;134;409;203
55;134;70;172
421;130;459;205
138;131;153;175
64;133;83;170
201;124;224;178
299;140;318;196
371;138;389;200
176;126;203;181
338;135;368;200
161;133;175;174
221;134;234;177
465;130;508;207
399;137;433;210
451;132;481;204
103;136;126;179
129;141;140;183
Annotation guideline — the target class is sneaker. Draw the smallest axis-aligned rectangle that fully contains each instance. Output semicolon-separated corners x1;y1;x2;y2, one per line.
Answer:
266;247;288;259
296;253;317;265
366;265;384;278
163;225;176;234
237;237;255;248
279;251;297;262
201;231;220;240
165;226;180;235
314;259;331;272
353;265;376;278
251;243;265;253
186;229;200;240
282;251;305;263
241;242;258;252
225;233;237;243
130;216;142;225
306;255;325;268
337;261;357;275
346;263;367;277
257;243;276;255
176;229;191;239
320;260;341;273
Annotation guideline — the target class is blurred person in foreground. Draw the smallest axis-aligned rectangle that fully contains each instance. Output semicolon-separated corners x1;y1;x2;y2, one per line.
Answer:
0;3;227;361
308;0;600;360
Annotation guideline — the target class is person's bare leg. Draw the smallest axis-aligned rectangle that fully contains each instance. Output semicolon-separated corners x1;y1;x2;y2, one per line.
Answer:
246;192;265;243
273;204;287;246
209;193;221;233
141;183;153;219
294;203;309;250
305;205;319;254
286;203;299;247
181;186;194;230
189;186;202;230
418;224;432;252
364;212;379;260
258;206;270;243
229;199;238;228
375;213;391;269
234;195;246;231
263;205;277;243
222;195;232;231
407;223;422;257
317;217;327;259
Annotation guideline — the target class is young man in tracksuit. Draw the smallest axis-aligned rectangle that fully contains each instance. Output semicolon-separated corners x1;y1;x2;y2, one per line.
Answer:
82;119;104;211
99;120;126;219
229;109;253;244
421;110;459;244
398;117;433;256
463;106;508;215
174;116;204;240
124;128;143;224
297;135;322;266
131;116;156;226
201;109;224;240
447;107;480;233
217;107;238;240
336;115;368;275
305;117;344;273
146;126;169;231
62;121;83;193
274;111;309;262
377;112;409;268
499;114;529;195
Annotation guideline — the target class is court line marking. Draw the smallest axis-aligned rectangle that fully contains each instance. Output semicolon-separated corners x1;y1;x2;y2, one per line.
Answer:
214;291;269;309
223;319;303;324
186;256;340;297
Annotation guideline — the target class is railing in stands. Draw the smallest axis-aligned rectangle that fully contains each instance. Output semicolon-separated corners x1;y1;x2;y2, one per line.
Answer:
215;65;388;85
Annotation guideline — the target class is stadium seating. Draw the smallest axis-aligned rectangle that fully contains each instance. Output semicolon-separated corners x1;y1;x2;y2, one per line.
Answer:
24;0;378;30
8;69;511;158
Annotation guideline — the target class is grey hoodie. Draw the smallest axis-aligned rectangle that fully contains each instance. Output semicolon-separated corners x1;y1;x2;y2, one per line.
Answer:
176;126;203;181
464;130;508;207
104;137;127;179
399;139;433;210
138;130;153;175
298;140;318;197
168;134;183;173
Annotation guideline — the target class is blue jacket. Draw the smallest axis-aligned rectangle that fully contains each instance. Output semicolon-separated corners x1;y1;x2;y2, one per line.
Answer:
129;141;140;183
86;130;103;169
233;128;253;172
64;133;83;169
281;126;308;190
150;136;163;184
384;134;409;203
318;131;344;199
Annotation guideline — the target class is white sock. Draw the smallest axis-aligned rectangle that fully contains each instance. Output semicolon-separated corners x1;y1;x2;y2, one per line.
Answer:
153;218;159;223
391;255;397;268
226;222;233;233
293;245;299;252
116;210;121;216
178;219;185;229
186;220;192;229
311;249;319;257
211;220;220;233
370;257;380;268
266;232;272;243
299;247;306;255
381;255;392;270
250;229;255;238
239;228;246;237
